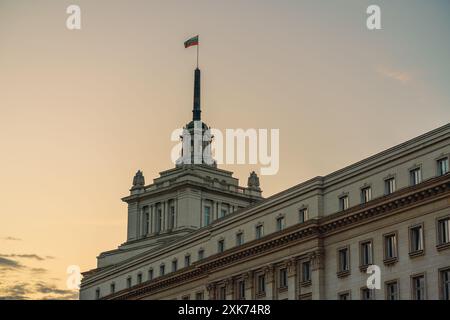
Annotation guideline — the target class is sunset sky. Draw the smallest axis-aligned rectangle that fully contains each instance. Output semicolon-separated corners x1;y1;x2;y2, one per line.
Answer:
0;0;449;299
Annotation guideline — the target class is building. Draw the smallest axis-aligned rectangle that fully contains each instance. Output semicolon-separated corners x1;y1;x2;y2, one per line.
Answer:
79;67;450;300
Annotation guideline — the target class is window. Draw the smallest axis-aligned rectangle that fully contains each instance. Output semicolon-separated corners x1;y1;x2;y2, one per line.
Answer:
172;259;178;272
236;232;244;246
360;240;373;267
384;233;398;263
338;292;350;300
95;288;100;300
220;209;227;218
195;291;204;300
203;206;211;226
279;268;288;288
339;195;349;211
142;206;150;235
276;216;285;231
338;247;350;275
182;295;190;300
110;283;115;294
218;239;225;253
409;224;424;255
440;268;450;300
238;280;245;300
198;249;204;260
257;274;266;295
437;217;450;246
218;286;226;300
385;177;396;195
361;187;372;204
361;288;374;300
437;157;449;176
169;205;175;229
385;281;399;300
160;264;165;276
302;261;311;282
127;277;132;288
184;255;191;267
410;167;422;186
148;268;154;281
255;224;264;239
299;208;309;223
411;274;426;300
137;272;142;284
156;208;162;232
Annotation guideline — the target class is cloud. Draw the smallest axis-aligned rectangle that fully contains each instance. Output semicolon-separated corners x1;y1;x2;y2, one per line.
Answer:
35;282;77;298
30;267;48;274
0;257;24;270
0;254;49;261
376;66;411;83
1;237;22;241
0;282;31;300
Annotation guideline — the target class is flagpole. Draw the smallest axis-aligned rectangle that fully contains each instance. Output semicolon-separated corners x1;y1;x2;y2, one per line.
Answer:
196;37;199;69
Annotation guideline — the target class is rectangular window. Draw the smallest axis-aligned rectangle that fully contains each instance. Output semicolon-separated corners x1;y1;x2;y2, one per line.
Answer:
384;233;398;261
142;206;149;235
220;209;227;218
204;206;211;226
195;291;204;300
95;288;100;300
218;239;225;253
236;232;244;246
184;255;191;267
385;177;396;195
360;240;373;266
172;260;178;272
299;208;309;223
441;268;450;300
437;157;449;176
156;208;162;232
338;292;350;300
338;247;350;273
339;195;349;211
169;205;175;229
361;187;372;204
276;216;285;231
256;224;264;239
412;275;426;300
386;281;398;300
137;273;142;284
148;269;153;280
182;295;190;300
279;268;288;288
361;288;374;300
438;217;450;245
110;283;115;294
127;277;132;288
302;261;311;282
198;249;204;260
409;225;424;254
410;167;422;186
160;265;165;276
257;274;266;295
238;280;245;300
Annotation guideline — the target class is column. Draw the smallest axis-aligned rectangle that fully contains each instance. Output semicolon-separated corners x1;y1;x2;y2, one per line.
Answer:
225;278;234;300
206;283;216;300
286;258;297;300
174;198;178;229
264;266;275;300
309;250;325;300
244;272;253;300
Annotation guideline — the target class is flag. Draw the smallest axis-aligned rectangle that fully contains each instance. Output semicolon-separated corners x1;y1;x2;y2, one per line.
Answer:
184;35;199;48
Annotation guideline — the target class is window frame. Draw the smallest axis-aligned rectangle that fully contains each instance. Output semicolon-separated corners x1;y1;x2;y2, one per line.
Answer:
409;165;422;186
408;223;425;257
359;239;373;271
439;267;450;300
411;273;427;300
383;231;398;265
436;215;450;251
384;176;396;195
437;156;449;176
337;245;350;277
385;279;399;300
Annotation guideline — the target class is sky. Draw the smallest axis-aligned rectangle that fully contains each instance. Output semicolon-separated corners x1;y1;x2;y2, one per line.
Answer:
0;0;449;299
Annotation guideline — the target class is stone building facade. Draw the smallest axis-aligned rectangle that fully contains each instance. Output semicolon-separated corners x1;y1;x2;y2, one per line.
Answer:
79;68;450;300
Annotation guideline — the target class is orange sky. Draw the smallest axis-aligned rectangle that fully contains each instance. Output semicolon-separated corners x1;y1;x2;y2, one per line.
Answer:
1;0;449;299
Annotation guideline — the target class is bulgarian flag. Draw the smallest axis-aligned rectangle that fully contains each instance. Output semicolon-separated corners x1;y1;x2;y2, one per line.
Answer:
184;35;199;48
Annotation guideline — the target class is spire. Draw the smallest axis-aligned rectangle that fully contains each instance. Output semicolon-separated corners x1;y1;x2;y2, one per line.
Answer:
192;68;201;121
